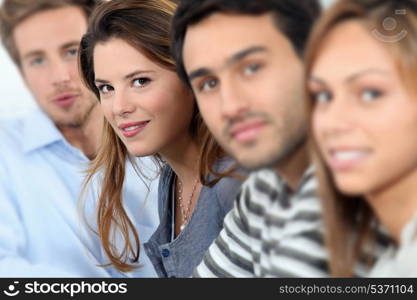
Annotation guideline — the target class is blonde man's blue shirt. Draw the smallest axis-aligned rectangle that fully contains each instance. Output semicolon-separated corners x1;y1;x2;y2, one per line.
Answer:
0;108;159;277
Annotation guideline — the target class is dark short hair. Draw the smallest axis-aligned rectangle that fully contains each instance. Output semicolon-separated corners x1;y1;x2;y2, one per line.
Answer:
171;0;321;86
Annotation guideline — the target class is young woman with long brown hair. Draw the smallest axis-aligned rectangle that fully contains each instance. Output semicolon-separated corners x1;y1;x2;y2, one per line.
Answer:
305;0;417;276
79;0;242;277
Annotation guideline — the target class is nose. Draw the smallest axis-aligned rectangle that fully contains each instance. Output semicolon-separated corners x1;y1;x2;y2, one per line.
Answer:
50;59;72;87
219;78;250;120
313;97;353;139
112;90;136;118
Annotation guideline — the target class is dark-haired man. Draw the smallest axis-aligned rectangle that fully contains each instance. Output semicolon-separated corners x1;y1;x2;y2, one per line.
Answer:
171;0;388;277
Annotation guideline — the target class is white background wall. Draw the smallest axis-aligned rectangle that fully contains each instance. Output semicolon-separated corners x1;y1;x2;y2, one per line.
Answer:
0;0;336;117
0;44;35;117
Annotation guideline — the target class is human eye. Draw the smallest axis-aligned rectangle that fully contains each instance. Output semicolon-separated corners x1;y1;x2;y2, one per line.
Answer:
311;90;332;105
197;77;218;93
96;84;114;97
132;77;151;88
360;88;383;102
29;56;45;66
243;62;262;76
66;47;79;57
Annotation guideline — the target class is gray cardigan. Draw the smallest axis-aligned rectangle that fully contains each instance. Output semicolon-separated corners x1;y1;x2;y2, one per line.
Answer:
143;158;243;277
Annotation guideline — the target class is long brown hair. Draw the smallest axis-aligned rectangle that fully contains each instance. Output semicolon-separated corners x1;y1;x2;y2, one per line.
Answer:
304;0;417;276
79;0;234;272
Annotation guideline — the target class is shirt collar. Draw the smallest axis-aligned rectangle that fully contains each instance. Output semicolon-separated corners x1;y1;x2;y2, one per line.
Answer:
22;108;65;153
401;211;417;246
271;165;314;194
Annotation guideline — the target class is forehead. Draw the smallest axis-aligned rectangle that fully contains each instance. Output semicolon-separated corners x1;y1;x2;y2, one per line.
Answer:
93;38;163;78
183;12;291;70
14;6;88;57
312;20;396;81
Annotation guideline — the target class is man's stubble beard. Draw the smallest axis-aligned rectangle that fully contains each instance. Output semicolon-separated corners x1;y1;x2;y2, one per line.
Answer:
225;117;308;171
54;97;98;129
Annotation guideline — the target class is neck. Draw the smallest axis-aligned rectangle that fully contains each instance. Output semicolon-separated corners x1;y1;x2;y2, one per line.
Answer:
58;105;103;160
366;168;417;243
160;133;201;184
274;143;309;192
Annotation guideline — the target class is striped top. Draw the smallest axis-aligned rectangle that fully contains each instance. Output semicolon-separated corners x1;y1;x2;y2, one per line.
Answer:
193;167;390;277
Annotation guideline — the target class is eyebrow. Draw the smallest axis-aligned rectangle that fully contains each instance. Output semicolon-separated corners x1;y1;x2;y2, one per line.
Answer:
22;50;44;61
95;70;155;84
188;46;267;82
22;40;81;61
309;69;389;85
308;76;327;86
61;41;80;49
345;69;389;83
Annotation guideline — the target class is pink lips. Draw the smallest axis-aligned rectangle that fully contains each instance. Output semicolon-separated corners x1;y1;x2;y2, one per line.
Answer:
118;121;150;138
229;120;266;143
53;93;79;108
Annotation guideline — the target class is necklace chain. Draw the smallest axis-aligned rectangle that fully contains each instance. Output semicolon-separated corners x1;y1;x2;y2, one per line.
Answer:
176;176;199;231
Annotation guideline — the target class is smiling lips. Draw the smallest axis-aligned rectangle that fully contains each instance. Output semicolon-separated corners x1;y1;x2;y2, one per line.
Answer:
229;120;266;143
327;148;371;171
118;121;150;138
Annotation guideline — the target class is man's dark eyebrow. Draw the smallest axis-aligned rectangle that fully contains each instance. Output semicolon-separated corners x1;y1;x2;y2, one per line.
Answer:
188;68;211;82
226;46;267;65
188;46;267;82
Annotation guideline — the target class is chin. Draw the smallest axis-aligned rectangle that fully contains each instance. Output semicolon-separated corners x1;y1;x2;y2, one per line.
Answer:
125;145;150;157
235;153;275;171
334;176;372;196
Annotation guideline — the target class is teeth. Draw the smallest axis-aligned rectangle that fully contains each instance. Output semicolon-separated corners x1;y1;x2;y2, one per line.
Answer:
124;125;140;132
333;151;367;161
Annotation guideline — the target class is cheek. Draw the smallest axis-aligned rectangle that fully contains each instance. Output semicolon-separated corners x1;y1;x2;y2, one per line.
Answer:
151;90;194;129
311;110;324;147
24;72;44;96
100;102;114;123
377;114;417;163
198;101;220;131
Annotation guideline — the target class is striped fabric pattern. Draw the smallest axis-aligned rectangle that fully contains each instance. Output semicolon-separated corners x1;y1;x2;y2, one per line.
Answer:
193;167;389;277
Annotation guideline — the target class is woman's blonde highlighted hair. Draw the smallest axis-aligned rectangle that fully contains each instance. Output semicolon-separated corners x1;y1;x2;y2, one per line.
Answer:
304;0;417;276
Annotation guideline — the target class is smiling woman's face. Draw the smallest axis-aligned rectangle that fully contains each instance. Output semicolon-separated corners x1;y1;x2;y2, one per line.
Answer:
310;20;417;197
93;38;195;157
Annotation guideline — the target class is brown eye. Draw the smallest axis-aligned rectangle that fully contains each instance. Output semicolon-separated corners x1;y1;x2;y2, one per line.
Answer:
200;78;218;92
98;84;114;94
133;78;150;87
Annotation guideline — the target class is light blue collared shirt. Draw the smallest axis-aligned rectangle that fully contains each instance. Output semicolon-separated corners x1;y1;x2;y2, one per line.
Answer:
0;108;159;277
